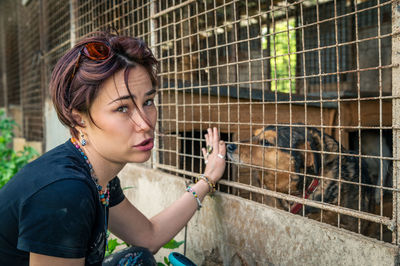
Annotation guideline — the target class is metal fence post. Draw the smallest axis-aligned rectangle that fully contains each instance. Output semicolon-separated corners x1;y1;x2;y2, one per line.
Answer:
151;0;158;168
0;13;8;110
69;0;77;47
392;0;400;245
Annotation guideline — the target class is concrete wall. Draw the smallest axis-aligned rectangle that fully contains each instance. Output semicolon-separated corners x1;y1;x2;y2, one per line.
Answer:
44;99;70;151
8;105;23;138
119;163;399;266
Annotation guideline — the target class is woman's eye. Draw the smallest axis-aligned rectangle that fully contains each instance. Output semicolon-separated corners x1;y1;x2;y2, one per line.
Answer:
144;99;154;107
117;106;129;113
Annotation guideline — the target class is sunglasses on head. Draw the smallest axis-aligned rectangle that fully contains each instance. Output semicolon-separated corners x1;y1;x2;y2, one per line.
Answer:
70;41;112;81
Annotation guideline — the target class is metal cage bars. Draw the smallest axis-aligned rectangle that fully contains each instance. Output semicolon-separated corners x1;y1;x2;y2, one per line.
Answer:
153;0;397;243
0;0;396;243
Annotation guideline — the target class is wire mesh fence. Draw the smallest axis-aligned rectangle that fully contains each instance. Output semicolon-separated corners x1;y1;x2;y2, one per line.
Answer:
17;0;43;141
0;0;397;244
153;0;396;243
1;0;20;107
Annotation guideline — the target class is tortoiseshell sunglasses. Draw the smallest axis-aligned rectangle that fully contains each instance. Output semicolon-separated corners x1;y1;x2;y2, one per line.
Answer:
70;41;111;81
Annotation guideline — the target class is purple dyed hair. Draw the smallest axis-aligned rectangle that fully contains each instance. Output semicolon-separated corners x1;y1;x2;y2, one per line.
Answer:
49;31;158;137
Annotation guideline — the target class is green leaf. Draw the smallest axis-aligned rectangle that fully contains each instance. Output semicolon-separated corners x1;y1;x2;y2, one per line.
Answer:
104;237;129;257
164;256;170;265
163;239;184;249
0;112;38;188
157;263;165;266
108;238;119;250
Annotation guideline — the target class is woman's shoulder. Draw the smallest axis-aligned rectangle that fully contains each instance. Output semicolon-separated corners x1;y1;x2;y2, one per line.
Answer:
17;140;88;179
1;140;95;201
25;177;97;207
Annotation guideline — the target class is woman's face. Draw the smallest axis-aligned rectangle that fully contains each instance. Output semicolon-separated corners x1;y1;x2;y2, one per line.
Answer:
82;65;157;164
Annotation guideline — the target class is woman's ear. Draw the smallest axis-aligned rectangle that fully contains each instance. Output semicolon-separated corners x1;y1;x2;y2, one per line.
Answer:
71;109;86;129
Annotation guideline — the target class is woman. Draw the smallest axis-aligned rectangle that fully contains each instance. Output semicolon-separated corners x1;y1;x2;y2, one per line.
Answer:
0;32;226;265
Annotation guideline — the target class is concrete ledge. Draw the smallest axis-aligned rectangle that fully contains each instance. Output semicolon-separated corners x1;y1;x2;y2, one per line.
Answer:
119;163;399;266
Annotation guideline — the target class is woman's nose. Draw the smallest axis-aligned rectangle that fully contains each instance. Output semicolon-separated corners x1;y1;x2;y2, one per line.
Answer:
131;110;151;131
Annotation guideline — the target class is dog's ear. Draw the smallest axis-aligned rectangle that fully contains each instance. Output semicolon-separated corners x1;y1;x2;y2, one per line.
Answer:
255;127;276;145
253;128;264;136
297;142;315;169
307;129;322;175
296;128;323;175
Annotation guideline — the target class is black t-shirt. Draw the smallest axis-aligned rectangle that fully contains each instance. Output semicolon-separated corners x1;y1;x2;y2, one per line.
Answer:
0;140;125;265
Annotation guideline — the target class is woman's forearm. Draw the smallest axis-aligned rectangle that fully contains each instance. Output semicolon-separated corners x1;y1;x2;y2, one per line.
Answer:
109;128;225;253
148;179;210;252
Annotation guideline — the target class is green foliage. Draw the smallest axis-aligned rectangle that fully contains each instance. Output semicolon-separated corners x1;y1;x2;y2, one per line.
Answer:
163;256;170;266
0;109;38;188
103;191;184;264
262;18;296;93
104;236;184;266
158;238;185;266
270;18;297;94
104;237;129;257
162;239;185;250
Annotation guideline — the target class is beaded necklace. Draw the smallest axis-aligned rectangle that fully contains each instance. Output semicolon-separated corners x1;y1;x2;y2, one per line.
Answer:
71;137;110;206
70;137;110;251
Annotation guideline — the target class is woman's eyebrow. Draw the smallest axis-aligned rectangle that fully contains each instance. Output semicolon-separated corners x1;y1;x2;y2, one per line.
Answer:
108;88;156;104
145;88;157;96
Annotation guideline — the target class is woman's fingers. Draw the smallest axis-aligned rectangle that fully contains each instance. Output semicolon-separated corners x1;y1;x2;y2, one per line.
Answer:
201;147;207;158
201;127;227;183
204;127;224;159
207;128;212;147
212;127;219;152
201;147;208;164
206;127;219;149
205;127;218;154
218;140;226;156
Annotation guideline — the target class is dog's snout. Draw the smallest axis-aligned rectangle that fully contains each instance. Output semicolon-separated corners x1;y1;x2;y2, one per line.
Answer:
227;144;237;153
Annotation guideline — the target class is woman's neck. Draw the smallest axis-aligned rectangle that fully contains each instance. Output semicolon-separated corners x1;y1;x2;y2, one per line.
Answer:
80;144;125;189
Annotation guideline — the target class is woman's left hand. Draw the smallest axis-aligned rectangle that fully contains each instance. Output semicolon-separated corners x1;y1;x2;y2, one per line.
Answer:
201;127;226;184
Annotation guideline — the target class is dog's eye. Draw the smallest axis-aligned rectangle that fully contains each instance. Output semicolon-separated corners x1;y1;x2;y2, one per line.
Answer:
262;140;273;146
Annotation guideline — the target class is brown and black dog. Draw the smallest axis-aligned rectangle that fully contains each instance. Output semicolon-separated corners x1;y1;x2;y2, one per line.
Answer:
227;125;375;234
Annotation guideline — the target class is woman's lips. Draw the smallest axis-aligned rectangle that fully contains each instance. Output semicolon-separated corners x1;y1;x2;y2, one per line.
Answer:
133;138;154;151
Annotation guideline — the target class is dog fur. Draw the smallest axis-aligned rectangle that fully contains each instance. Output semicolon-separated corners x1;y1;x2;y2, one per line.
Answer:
227;125;375;233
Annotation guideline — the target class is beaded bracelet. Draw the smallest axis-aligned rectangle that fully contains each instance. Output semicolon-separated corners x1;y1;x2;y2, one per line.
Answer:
196;174;216;193
186;186;202;210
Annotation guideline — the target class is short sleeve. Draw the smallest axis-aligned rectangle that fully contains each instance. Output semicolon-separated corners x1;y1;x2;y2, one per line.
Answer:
17;179;96;258
109;176;125;207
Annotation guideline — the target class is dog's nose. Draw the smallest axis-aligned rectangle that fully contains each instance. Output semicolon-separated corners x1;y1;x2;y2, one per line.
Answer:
227;144;237;153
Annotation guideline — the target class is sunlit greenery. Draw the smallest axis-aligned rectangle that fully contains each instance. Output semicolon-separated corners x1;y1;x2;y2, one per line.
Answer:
0;109;38;188
263;18;297;93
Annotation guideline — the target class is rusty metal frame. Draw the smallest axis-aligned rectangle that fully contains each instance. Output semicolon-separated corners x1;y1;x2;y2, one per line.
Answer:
152;0;397;243
0;0;397;244
392;0;400;245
